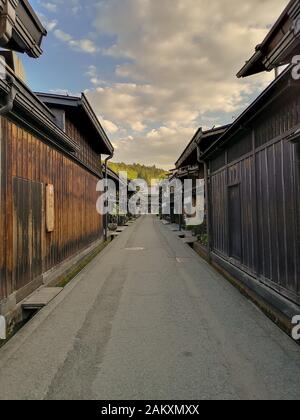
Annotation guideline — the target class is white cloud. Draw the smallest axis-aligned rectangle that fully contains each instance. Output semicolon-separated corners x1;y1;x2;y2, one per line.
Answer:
39;0;83;15
53;29;98;54
42;2;58;13
99;118;119;134
110;126;196;169
86;0;287;167
36;12;57;32
54;29;72;43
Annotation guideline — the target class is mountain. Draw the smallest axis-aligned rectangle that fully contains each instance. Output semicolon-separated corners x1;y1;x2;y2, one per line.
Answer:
108;162;167;185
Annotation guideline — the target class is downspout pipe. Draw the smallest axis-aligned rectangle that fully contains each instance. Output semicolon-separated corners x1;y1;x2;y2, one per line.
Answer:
104;151;114;241
197;146;212;263
0;75;17;115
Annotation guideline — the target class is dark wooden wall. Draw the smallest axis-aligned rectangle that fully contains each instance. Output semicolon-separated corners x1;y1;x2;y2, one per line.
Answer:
209;89;300;305
65;117;101;176
0;117;103;301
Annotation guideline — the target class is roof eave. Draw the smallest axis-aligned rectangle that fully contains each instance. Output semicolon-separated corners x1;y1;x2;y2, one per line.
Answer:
36;92;114;156
0;74;79;153
175;125;231;169
175;128;203;169
237;0;300;78
81;93;114;155
0;0;47;58
237;50;265;78
287;128;300;142
106;167;128;187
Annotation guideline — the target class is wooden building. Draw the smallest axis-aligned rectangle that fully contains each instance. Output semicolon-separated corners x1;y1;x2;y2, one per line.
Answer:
201;2;300;309
0;76;113;318
171;126;229;230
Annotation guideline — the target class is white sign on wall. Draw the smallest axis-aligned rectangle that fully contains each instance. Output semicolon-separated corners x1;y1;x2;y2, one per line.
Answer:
46;184;55;232
0;316;6;340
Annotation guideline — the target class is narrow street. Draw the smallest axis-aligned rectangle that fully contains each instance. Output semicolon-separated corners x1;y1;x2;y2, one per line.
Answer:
0;216;299;400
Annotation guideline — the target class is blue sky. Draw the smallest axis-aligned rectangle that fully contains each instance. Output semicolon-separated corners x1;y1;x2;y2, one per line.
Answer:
25;1;110;92
23;0;287;169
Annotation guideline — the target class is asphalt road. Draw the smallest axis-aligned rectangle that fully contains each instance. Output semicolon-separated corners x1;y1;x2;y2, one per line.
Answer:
0;215;299;400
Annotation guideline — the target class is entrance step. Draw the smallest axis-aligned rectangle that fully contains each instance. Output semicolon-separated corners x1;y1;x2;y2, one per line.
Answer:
182;237;198;244
22;287;63;310
116;226;127;232
109;232;120;240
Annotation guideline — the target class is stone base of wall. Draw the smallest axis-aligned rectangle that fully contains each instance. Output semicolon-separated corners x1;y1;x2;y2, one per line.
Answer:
192;242;209;262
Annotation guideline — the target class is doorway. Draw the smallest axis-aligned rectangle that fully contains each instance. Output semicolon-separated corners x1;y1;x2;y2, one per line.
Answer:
13;178;43;292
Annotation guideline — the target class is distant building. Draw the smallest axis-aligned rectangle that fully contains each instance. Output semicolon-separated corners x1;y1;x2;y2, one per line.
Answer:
106;166;131;226
171;125;229;232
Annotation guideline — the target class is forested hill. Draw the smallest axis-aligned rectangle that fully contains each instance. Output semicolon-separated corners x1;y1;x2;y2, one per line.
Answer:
109;162;167;185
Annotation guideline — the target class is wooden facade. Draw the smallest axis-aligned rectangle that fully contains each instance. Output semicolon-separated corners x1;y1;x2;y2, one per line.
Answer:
198;1;300;308
65;117;101;175
169;1;300;313
0;0;113;316
0;84;113;308
204;69;300;306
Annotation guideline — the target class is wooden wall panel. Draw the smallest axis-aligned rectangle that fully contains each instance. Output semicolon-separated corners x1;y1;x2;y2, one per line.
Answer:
209;132;300;304
0;117;103;300
0;117;11;298
211;157;256;276
239;157;256;274
256;140;300;303
65;117;101;176
13;178;43;291
255;94;300;148
211;170;228;256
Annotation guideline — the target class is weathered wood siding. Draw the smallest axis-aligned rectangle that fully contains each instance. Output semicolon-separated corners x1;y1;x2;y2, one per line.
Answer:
65;117;101;176
209;89;300;305
0;117;103;300
13;178;43;293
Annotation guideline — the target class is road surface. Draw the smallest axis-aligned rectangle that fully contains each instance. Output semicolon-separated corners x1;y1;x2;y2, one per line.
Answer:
0;216;299;400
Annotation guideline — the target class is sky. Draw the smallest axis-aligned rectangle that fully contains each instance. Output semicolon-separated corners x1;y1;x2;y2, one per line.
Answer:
24;0;288;169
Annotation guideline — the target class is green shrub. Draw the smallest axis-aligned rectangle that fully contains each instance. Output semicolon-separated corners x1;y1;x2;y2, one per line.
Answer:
198;234;208;247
